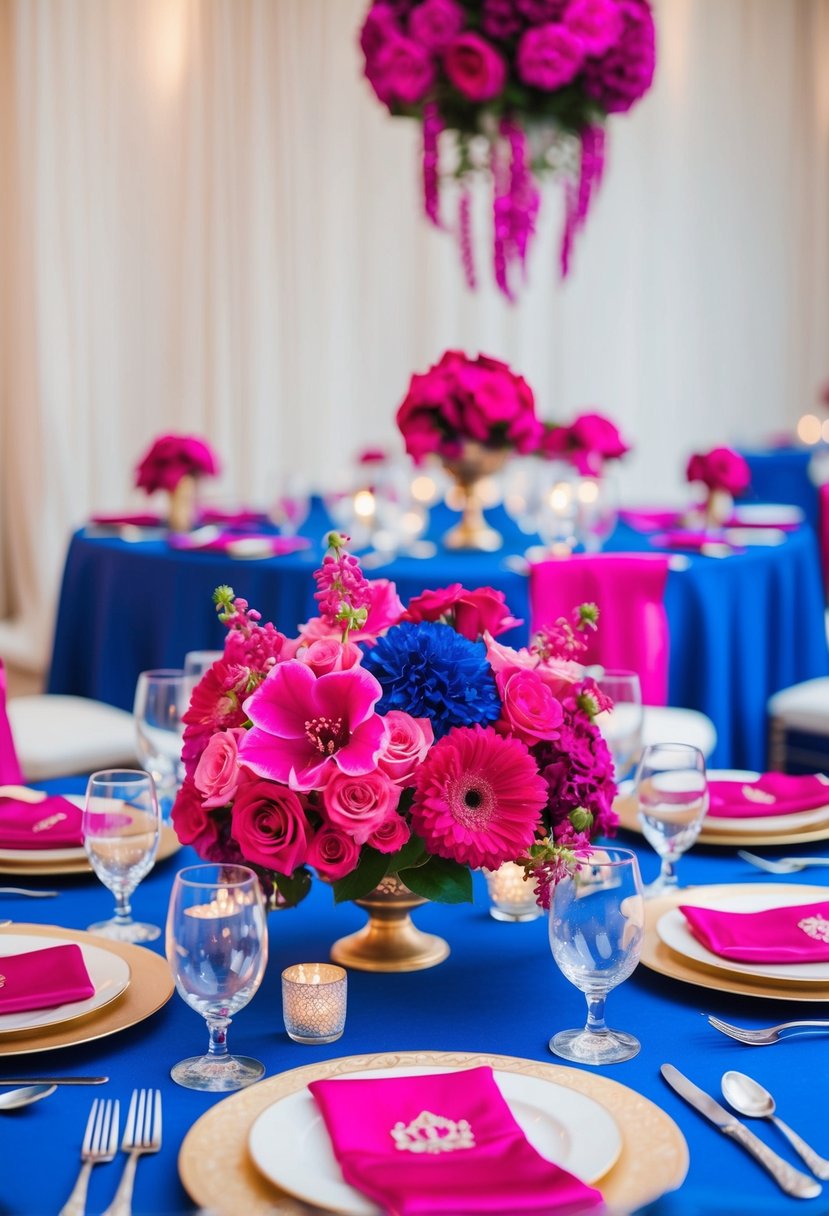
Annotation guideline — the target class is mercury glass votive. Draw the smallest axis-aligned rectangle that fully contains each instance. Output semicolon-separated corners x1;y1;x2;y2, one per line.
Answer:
281;963;347;1044
484;862;542;923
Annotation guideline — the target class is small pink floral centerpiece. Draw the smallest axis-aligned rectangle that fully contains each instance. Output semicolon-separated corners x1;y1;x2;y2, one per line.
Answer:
172;532;617;910
135;434;219;494
541;410;630;476
685;447;751;498
360;0;656;298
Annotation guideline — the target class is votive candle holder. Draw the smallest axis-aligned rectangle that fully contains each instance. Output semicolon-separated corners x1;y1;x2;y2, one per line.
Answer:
282;963;347;1044
484;862;542;923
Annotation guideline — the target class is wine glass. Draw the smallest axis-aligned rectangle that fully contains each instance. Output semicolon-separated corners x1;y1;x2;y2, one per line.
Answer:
166;863;268;1091
83;769;161;942
184;649;223;683
594;670;644;783
548;847;645;1065
634;742;709;897
133;669;188;813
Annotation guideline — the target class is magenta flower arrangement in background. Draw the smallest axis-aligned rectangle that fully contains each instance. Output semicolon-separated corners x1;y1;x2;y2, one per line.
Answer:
541;409;630;475
172;532;617;910
360;0;656;298
685;446;751;498
134;433;220;495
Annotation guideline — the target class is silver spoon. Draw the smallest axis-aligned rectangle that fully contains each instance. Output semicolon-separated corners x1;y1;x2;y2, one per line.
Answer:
722;1070;829;1178
0;1083;57;1111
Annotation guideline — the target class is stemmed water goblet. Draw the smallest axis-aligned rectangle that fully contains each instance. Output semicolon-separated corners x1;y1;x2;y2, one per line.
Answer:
548;847;645;1064
83;769;161;942
594;670;644;783
635;742;709;897
166;863;268;1091
133;669;188;815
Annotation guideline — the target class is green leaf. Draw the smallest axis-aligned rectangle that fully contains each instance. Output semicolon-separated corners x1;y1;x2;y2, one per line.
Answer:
386;834;429;873
399;856;473;904
273;867;312;908
331;848;390;904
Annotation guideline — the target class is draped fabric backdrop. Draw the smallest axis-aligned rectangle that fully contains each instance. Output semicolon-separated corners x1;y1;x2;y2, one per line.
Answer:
1;0;828;671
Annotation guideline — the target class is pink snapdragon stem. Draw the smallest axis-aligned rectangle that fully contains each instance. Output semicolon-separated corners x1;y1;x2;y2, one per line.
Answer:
422;102;443;228
459;186;476;289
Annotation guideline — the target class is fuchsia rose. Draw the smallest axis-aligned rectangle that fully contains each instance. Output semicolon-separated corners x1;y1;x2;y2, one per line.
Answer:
306;825;361;882
405;584;522;640
323;769;401;844
367;813;412;853
230;779;309;875
564;0;623;56
360;2;400;61
408;0;465;51
542;411;629;475
583;0;655;114
496;667;564;746
444;33;507;102
377;710;434;785
485;633;583;698
135;433;219;494
171;778;224;855
516;23;586;91
685;447;751;497
370;34;436;106
240;660;387;791
297;639;363;677
193;727;246;808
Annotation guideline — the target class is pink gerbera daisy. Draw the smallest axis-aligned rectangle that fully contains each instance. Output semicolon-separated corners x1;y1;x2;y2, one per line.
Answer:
411;725;547;870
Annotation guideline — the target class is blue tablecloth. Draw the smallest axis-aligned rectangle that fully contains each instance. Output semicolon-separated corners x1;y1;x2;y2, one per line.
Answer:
47;503;829;771
739;446;822;533
4;777;829;1214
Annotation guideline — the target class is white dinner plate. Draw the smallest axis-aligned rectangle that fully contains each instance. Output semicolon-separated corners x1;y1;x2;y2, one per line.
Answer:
657;890;829;985
704;772;829;834
0;933;131;1034
730;504;804;527
0;794;85;863
248;1065;622;1216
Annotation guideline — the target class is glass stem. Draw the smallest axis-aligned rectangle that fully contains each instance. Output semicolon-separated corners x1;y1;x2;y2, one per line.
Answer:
113;891;132;926
660;856;678;887
584;992;608;1036
205;1016;232;1059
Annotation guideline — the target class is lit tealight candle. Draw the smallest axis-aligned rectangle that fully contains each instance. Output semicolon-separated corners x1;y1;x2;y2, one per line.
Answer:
484;862;542;923
282;963;347;1044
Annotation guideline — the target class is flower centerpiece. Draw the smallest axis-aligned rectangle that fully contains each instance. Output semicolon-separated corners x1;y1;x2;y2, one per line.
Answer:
397;349;543;550
360;0;656;298
541;410;629;477
685;445;750;529
135;433;220;532
172;532;618;969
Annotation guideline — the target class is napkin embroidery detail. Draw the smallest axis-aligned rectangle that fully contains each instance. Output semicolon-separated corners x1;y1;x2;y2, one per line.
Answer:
0;974;5;988
391;1110;475;1154
32;812;68;833
798;915;829;943
741;786;776;804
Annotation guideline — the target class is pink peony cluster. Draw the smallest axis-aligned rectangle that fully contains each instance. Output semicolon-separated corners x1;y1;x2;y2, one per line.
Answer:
541;410;630;476
172;534;617;908
685;447;751;498
135;434;219;495
396;349;543;463
360;0;655;296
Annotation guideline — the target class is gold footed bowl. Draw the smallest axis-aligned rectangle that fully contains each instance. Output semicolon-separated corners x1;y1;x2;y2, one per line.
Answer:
441;444;508;552
330;877;450;973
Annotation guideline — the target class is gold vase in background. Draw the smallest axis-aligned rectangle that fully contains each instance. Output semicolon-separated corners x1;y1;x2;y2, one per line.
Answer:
441;443;508;551
168;474;198;532
330;876;450;973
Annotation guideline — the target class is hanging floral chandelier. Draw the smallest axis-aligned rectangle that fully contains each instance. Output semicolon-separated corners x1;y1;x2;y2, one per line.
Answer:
360;0;656;300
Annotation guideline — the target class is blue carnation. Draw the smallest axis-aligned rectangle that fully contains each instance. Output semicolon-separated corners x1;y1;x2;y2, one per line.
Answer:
363;620;501;740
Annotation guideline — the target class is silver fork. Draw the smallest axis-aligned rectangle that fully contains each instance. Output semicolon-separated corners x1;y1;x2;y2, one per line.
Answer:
59;1097;120;1216
102;1088;162;1216
709;1015;829;1045
738;849;829;874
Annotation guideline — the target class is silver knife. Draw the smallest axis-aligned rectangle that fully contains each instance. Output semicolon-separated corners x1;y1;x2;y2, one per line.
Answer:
661;1064;821;1198
0;1077;108;1086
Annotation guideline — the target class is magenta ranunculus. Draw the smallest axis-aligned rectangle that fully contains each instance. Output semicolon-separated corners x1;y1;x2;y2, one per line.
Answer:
582;0;655;114
516;23;586;91
370;34;436;106
230;779;309;875
685;447;751;497
405;583;522;640
377;710;434;785
564;0;623;56
240;660;387;791
193;727;246;808
496;667;564;746
322;769;401;843
444;33;507;102
297;639;363;677
306;824;361;882
367;812;412;853
135;433;219;494
408;0;465;51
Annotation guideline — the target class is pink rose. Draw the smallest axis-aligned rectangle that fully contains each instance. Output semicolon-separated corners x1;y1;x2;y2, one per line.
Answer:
370;34;435;106
541;411;629;475
377;710;434;785
322;769;401;844
497;667;564;746
367;813;412;853
230;779;309;875
564;0;623;56
444;33;507;101
408;0;465;51
135;433;219;494
360;3;400;61
297;639;363;677
193;727;245;808
686;447;751;496
306;825;361;882
517;23;585;91
406;584;521;640
171;778;244;864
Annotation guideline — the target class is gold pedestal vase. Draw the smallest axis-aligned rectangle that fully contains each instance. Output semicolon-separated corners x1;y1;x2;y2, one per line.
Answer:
441;444;508;552
330;877;450;973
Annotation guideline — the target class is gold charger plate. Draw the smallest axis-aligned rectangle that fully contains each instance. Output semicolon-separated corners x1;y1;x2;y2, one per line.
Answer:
0;923;173;1054
615;794;829;848
178;1050;689;1216
0;822;181;876
642;882;829;1002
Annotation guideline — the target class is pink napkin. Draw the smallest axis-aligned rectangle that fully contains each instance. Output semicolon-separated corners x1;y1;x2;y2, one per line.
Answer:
0;796;84;848
166;530;309;556
708;773;829;819
619;508;682;532
308;1067;604;1216
649;531;745;555
529;553;671;706
0;944;95;1013
198;507;272;528
0;662;23;786
89;511;164;527
680;901;829;963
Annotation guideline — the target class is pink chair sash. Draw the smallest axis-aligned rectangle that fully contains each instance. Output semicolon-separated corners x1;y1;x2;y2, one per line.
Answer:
0;660;23;785
528;554;671;706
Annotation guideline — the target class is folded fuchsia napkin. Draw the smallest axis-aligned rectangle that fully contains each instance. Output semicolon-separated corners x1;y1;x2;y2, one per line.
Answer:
198;507;272;528
619;508;682;532
680;901;829;963
0;796;84;848
649;530;745;555
308;1067;604;1216
708;773;829;819
167;531;309;556
89;511;164;527
0;944;95;1014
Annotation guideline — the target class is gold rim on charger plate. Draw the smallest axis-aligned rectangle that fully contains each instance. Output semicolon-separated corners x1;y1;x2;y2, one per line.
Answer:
0;823;181;876
642;882;829;1001
0;923;174;1054
614;794;829;848
178;1050;689;1216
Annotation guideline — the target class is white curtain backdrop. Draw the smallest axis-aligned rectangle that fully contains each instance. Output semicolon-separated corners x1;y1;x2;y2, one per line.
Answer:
1;0;828;671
